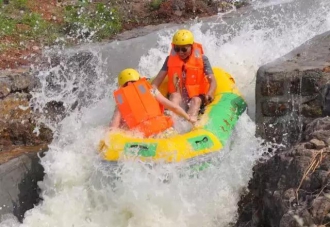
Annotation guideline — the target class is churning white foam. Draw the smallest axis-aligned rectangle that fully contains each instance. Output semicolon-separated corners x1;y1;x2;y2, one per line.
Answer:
1;0;330;226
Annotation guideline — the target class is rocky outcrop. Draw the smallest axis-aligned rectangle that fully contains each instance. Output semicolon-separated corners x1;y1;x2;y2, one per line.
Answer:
256;31;330;149
0;151;44;222
237;117;330;227
0;51;100;221
0;68;52;157
0;68;52;221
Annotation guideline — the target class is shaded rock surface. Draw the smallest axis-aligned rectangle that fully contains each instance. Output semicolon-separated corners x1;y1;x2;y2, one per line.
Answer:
237;117;330;227
0;151;45;222
0;69;52;155
256;31;330;149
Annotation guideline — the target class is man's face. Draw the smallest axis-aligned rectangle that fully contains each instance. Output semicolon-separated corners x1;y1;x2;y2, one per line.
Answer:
174;45;192;60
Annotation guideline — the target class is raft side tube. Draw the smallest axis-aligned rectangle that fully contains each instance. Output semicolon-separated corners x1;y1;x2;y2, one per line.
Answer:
99;67;246;163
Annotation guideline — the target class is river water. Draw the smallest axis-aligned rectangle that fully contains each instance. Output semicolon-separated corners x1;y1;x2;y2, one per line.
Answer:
1;0;330;226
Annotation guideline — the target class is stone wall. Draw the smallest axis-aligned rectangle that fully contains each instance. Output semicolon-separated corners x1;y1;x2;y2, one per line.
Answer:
256;31;330;149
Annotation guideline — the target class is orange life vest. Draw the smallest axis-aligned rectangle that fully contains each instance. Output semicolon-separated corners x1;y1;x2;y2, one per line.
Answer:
113;78;173;137
167;42;210;98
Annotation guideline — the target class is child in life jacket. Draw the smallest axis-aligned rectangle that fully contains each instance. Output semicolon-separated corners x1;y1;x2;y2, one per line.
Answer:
109;68;196;138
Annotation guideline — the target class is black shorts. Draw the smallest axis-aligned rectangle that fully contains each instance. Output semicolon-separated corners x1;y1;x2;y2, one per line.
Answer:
197;94;207;115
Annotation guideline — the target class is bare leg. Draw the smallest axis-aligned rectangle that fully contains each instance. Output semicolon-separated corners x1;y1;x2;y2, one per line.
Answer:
169;92;191;133
188;96;202;121
169;92;182;106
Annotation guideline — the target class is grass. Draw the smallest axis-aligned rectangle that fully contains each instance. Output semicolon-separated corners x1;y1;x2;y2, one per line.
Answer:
0;14;17;37
12;0;28;10
148;0;164;11
0;0;246;69
64;2;122;41
0;0;122;53
0;1;52;38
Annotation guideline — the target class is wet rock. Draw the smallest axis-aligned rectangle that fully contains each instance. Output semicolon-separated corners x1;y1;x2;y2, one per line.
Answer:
301;99;323;118
0;78;11;98
173;10;183;16
304;118;330;135
0;93;31;120
0;69;36;96
307;130;330;144
0;69;53;154
310;170;329;191
280;209;315;227
256;31;330;149
173;0;185;10
0;149;47;221
310;196;330;224
236;116;330;227
283;188;295;199
319;155;330;171
310;138;326;149
261;101;290;117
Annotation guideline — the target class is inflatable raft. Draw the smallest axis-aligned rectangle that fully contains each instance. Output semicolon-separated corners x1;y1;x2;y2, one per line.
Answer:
99;67;246;163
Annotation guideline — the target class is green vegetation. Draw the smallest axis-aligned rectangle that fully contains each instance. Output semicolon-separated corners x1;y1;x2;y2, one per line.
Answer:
0;0;247;68
0;0;122;52
21;13;50;36
148;0;163;11
12;0;27;10
233;0;248;9
0;14;16;37
0;0;58;49
64;2;121;41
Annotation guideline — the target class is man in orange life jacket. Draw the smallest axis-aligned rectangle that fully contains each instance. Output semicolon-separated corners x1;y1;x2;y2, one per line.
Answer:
109;68;196;137
151;29;217;122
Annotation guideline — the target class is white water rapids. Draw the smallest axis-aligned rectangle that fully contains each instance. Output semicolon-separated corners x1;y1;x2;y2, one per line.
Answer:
1;0;330;226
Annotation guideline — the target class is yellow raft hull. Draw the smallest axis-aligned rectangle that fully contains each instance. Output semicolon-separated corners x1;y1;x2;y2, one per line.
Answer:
99;67;246;163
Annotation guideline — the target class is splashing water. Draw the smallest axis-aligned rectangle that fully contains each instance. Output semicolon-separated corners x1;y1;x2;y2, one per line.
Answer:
1;0;330;226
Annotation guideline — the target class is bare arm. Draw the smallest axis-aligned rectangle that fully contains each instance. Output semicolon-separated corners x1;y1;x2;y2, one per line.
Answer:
152;57;169;88
206;73;217;97
202;55;217;100
109;107;121;128
151;70;167;88
154;91;196;123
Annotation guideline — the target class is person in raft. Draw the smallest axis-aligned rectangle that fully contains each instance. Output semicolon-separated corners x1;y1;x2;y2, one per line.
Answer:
151;29;217;121
109;68;196;137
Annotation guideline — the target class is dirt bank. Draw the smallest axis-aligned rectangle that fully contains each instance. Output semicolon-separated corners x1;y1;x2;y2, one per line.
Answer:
0;0;248;70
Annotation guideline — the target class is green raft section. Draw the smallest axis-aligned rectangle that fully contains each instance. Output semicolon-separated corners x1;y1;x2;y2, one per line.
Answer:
99;67;247;162
204;93;246;145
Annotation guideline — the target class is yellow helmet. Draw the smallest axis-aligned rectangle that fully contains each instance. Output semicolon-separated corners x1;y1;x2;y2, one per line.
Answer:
172;29;194;45
118;68;140;87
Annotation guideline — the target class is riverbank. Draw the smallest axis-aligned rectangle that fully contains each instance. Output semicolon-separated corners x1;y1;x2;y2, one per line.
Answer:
0;0;247;70
0;0;250;163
